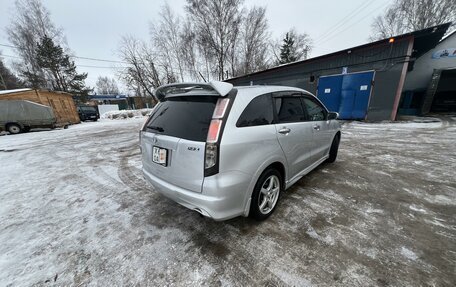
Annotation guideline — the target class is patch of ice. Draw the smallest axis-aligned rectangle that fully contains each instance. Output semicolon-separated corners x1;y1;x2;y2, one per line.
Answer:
424;219;448;228
375;170;392;177
306;226;335;246
427;194;454;206
365;207;384;214
400;247;418;261
409;205;427;213
273;269;312;287
99;165;123;184
347;121;443;130
190;264;216;282
364;248;378;259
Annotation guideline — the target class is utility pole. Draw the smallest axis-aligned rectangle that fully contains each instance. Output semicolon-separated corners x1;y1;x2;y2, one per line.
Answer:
304;45;309;60
0;71;7;90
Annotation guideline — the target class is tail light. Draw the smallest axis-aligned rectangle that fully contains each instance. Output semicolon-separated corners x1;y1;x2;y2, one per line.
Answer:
139;115;151;148
205;98;229;174
207;119;222;143
205;143;217;168
212;98;229;118
140;116;150;131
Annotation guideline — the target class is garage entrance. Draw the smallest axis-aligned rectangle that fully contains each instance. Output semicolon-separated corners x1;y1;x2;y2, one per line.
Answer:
317;71;375;120
430;68;456;113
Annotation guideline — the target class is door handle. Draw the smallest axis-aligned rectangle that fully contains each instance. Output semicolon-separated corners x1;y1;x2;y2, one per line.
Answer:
278;127;291;134
313;125;320;131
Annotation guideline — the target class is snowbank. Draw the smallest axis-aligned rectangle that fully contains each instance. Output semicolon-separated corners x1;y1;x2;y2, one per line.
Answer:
101;108;153;120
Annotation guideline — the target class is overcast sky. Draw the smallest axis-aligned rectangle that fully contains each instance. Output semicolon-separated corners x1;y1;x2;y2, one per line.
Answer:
0;0;392;91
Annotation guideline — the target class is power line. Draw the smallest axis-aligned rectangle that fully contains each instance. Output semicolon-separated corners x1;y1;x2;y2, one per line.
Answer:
318;2;379;43
0;54;21;59
316;0;377;42
0;43;16;49
0;53;127;69
77;64;126;69
1;50;205;75
0;42;129;64
318;0;393;45
72;56;127;64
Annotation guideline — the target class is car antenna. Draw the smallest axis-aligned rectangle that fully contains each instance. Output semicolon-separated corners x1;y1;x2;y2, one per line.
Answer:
198;71;207;83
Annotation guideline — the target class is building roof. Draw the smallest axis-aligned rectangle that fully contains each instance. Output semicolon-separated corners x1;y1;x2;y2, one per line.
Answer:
88;95;128;100
0;88;32;95
440;29;456;42
227;22;452;82
0;88;73;97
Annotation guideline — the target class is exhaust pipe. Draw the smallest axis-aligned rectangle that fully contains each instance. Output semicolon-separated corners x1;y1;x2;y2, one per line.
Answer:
194;208;210;218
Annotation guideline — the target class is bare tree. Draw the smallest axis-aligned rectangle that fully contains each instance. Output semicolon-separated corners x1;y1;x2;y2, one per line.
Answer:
371;0;456;40
180;20;205;81
96;76;119;95
150;3;186;82
0;54;24;90
6;0;66;88
118;36;161;99
185;0;244;80
118;2;311;83
238;6;270;76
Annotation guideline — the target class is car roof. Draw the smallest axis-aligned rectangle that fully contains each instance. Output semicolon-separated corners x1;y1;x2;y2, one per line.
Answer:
234;85;313;100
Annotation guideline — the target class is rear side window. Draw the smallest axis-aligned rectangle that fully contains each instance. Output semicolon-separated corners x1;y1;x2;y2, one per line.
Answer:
275;97;307;122
302;98;327;121
237;94;274;127
146;96;217;141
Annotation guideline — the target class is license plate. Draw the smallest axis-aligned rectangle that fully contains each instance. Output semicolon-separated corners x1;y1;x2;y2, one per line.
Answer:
152;146;167;166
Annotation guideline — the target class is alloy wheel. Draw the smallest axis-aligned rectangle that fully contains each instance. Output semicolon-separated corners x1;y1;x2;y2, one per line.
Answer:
258;175;280;215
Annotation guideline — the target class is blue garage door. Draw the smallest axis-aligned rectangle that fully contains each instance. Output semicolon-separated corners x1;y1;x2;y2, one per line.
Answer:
317;71;374;120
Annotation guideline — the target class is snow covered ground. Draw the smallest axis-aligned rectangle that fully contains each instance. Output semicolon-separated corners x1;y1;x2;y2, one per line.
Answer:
0;117;455;286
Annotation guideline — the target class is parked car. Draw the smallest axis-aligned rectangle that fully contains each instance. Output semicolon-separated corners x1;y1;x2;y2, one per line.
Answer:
77;105;99;121
140;81;341;221
0;100;56;134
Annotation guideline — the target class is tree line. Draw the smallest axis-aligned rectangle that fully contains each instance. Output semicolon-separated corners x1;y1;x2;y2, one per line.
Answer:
370;0;455;40
117;0;313;98
1;0;454;100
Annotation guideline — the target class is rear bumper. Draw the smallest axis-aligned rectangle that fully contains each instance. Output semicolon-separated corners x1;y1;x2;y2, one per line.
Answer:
142;168;252;221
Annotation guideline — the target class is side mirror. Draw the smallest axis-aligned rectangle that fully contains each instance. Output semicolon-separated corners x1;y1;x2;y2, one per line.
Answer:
327;112;339;120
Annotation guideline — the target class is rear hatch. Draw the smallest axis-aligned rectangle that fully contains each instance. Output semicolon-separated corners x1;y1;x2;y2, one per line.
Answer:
141;96;217;193
81;106;99;118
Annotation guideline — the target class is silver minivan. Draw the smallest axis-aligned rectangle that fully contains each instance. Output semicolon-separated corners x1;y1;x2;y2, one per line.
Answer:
140;81;341;221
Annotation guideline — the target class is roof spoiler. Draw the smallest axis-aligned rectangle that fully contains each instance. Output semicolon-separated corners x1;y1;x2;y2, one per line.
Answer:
154;81;233;101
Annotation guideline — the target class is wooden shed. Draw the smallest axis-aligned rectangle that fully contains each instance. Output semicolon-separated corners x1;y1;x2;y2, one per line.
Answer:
0;88;80;125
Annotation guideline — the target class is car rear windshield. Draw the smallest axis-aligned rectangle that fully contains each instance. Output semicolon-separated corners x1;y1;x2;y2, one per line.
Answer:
145;96;217;142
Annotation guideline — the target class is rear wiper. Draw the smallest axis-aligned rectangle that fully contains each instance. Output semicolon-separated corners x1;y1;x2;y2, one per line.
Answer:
148;126;164;132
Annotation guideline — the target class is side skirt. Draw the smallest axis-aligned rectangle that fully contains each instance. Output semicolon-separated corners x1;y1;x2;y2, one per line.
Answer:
285;155;329;190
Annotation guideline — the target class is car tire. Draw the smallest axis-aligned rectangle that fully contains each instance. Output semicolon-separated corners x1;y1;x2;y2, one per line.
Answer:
249;168;282;221
326;134;340;163
7;123;22;134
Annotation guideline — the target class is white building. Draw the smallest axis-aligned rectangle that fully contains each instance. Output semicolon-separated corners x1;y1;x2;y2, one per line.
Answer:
401;30;456;114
